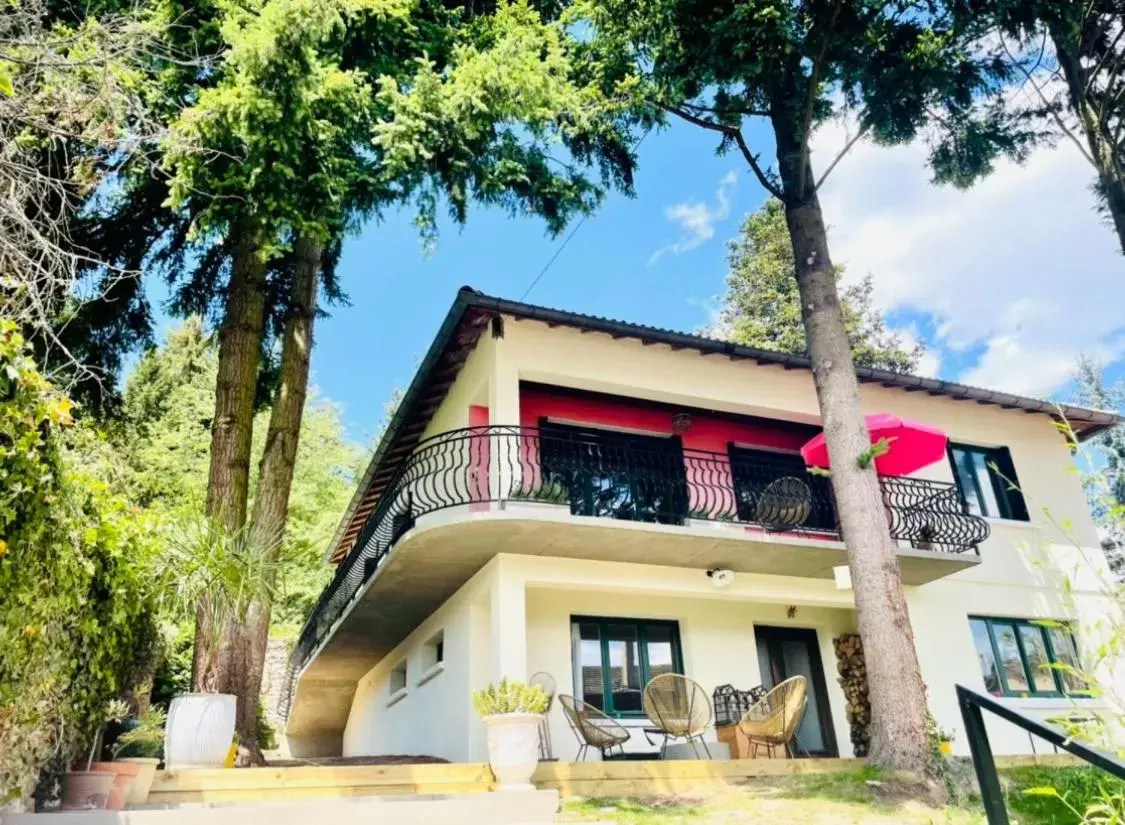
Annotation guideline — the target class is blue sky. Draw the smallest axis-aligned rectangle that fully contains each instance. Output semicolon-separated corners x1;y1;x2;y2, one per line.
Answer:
149;115;1125;445
315;118;783;443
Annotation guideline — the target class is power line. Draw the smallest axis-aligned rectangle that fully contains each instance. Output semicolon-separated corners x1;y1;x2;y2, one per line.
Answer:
520;128;652;301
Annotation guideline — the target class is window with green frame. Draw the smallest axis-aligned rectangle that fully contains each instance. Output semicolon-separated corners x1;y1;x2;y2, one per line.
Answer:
949;443;1029;521
571;616;683;717
969;616;1085;697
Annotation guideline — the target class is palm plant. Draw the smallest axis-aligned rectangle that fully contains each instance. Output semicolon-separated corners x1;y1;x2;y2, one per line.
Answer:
155;515;289;692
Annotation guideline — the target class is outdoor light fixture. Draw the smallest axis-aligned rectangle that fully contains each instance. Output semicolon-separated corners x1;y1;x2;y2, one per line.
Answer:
671;412;693;434
707;568;734;588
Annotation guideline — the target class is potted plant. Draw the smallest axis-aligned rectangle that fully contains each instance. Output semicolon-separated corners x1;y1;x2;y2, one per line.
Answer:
113;706;166;804
937;726;955;756
472;678;550;791
157;517;285;768
61;700;132;811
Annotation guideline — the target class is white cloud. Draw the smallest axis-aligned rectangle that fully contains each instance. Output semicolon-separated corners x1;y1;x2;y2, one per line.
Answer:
649;171;738;264
812;121;1125;397
893;326;941;378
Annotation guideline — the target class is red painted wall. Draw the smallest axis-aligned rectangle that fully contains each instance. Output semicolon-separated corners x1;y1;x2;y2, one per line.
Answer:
519;386;810;454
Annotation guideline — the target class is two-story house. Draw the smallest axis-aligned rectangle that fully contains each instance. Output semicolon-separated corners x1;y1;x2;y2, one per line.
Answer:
281;287;1121;763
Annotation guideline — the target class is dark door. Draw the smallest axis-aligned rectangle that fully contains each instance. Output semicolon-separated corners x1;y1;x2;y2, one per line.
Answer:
754;625;838;757
539;422;689;525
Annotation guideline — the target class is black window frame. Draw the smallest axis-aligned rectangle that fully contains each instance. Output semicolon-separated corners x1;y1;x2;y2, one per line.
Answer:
570;615;685;718
949;443;1029;522
968;616;1083;698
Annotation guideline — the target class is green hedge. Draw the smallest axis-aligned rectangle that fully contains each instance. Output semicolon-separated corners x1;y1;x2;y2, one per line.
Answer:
0;322;158;806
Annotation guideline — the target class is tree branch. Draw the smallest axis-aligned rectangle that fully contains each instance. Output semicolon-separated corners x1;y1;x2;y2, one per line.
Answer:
796;0;842;196
660;102;783;198
814;120;870;191
1000;34;1095;166
731;129;783;199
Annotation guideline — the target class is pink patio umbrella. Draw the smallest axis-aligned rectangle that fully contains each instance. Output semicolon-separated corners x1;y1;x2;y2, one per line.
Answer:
800;413;948;476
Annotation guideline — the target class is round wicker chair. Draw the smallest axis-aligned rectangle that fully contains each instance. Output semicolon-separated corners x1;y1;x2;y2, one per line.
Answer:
737;675;808;758
557;694;631;761
529;671;557;761
755;477;812;531
641;674;713;759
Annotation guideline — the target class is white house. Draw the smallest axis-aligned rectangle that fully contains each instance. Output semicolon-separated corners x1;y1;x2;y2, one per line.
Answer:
281;287;1122;764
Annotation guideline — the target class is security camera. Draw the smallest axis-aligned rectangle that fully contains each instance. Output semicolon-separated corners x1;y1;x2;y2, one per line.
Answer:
707;568;734;587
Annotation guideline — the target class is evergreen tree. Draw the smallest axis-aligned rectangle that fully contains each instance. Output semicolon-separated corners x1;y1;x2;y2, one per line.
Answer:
960;0;1125;255
575;0;1025;775
1072;356;1125;580
713;200;922;373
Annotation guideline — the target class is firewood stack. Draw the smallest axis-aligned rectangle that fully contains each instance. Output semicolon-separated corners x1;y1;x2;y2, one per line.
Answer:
833;633;871;757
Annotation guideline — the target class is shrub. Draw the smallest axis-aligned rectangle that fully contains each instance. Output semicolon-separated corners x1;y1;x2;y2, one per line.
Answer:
0;322;158;806
114;707;167;760
472;679;549;716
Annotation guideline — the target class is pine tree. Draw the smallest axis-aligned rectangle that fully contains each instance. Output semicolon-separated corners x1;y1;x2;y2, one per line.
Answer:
713;200;922;373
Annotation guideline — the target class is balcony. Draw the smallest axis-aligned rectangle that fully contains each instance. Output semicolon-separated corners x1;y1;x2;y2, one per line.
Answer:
286;425;989;703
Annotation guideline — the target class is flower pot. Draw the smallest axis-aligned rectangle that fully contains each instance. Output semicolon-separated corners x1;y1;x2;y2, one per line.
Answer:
90;761;138;811
165;693;237;768
483;712;542;791
117;757;160;805
60;771;115;811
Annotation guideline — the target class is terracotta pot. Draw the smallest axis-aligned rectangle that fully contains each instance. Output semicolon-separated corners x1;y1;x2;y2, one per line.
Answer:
117;757;160;805
483;713;542;791
91;761;139;811
60;771;115;811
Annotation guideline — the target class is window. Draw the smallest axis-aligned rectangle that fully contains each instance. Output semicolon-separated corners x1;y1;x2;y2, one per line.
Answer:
969;617;1083;697
420;629;444;673
389;660;407;695
540;422;689;525
571;616;683;717
949;444;1029;521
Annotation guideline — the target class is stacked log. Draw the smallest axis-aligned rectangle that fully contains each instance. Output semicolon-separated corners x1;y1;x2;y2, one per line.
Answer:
833;633;871;757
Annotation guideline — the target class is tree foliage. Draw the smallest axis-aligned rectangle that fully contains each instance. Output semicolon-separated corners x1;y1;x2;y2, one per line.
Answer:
961;0;1125;254
1072;356;1125;579
713;200;923;373
112;321;366;630
0;322;158;807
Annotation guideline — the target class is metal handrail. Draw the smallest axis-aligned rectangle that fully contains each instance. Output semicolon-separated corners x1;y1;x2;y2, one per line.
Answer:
274;426;990;719
957;683;1125;824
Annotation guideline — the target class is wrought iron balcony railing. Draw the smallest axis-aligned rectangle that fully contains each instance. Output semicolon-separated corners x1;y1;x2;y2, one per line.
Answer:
280;425;989;715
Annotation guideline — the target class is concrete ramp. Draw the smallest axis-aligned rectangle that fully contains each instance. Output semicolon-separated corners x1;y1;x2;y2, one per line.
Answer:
6;790;558;825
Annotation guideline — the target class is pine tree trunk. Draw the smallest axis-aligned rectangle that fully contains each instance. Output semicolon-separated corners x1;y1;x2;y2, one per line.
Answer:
1048;15;1125;255
772;115;933;775
234;233;322;765
192;221;268;692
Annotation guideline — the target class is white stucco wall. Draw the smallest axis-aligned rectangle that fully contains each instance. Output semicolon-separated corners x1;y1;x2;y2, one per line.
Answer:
342;561;495;760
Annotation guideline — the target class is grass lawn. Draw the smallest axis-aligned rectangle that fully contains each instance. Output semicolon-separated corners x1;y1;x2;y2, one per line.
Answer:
558;766;1125;825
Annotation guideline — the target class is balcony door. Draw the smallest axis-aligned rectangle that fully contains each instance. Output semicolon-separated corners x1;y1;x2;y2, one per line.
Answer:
754;625;838;757
539;422;689;525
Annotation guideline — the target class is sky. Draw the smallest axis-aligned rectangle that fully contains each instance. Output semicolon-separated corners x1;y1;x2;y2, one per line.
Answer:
274;117;1125;445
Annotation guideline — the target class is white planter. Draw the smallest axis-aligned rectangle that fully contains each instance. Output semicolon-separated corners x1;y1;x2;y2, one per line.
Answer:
483;713;542;791
117;757;160;805
165;693;236;768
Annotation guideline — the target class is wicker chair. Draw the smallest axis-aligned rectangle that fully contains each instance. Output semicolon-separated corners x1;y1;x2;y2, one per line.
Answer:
529;671;557;761
737;675;808;758
641;674;713;759
755;477;813;531
557;694;631;761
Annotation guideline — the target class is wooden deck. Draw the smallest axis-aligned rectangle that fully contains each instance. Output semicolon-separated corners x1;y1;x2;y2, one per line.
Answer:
148;754;1078;805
